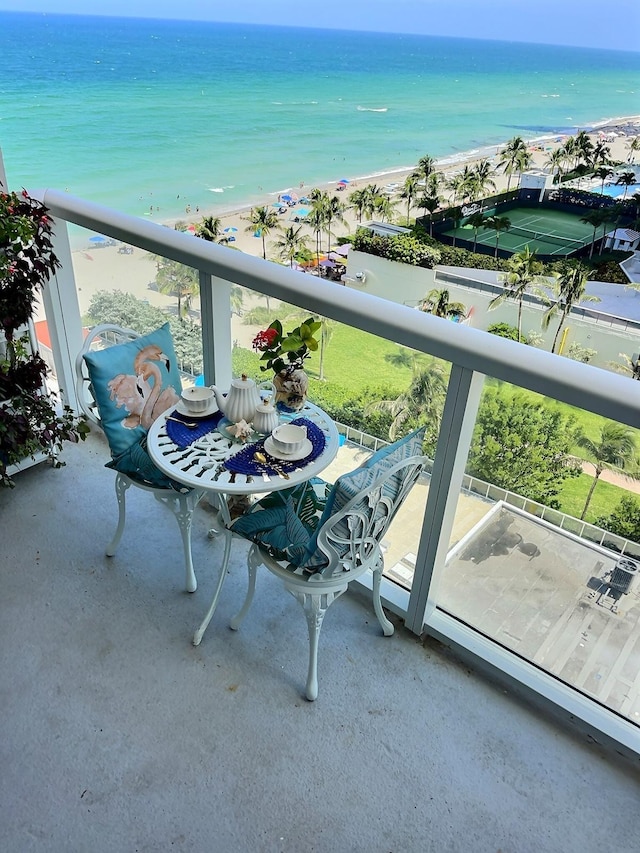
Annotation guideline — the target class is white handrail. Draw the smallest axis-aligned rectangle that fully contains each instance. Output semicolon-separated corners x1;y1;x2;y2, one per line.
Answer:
34;187;640;428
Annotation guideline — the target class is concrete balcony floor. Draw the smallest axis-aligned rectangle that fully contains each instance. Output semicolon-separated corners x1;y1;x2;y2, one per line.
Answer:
1;432;639;853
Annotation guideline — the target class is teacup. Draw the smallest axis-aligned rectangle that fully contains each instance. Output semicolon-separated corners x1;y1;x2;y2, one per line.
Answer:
181;386;214;413
270;423;307;454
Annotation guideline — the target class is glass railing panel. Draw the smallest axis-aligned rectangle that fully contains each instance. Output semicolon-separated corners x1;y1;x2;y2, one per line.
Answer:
69;226;204;386
437;382;640;724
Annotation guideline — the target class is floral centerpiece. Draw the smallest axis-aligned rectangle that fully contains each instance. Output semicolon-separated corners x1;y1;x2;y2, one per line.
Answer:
252;317;321;412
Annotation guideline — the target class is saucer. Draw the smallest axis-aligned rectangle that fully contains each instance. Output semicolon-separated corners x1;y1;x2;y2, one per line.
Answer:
175;399;219;419
264;436;313;461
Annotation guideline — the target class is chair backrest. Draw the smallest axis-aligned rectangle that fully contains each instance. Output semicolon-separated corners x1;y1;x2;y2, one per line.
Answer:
312;453;427;578
75;324;140;429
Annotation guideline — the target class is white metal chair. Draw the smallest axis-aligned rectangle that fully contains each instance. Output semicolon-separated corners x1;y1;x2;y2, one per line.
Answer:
76;323;204;592
225;441;427;700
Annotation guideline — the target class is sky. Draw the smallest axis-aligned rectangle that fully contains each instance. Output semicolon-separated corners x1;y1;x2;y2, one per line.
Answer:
0;0;639;51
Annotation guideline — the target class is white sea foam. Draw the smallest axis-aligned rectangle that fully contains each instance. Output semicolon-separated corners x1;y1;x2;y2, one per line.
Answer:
357;106;388;112
208;187;225;193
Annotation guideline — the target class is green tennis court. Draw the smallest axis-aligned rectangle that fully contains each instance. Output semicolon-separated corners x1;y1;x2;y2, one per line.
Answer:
445;206;615;257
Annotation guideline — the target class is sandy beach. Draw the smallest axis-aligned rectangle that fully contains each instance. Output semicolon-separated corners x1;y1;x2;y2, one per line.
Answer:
66;115;640;328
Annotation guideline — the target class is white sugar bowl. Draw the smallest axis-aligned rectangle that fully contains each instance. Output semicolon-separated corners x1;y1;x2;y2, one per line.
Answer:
252;396;279;436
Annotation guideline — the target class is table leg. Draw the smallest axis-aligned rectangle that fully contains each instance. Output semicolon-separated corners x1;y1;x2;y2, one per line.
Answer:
193;525;233;646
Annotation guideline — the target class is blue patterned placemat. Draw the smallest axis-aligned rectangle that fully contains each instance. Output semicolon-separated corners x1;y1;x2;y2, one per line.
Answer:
165;409;223;448
224;417;326;475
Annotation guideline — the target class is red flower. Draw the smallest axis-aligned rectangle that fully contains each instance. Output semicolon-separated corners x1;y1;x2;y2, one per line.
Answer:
252;328;279;351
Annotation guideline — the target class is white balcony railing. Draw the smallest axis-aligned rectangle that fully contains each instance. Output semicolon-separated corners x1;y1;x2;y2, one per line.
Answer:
33;188;640;756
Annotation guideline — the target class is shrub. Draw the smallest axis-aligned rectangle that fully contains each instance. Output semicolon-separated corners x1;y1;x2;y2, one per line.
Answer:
487;322;520;341
595;495;640;544
352;230;441;268
588;259;629;284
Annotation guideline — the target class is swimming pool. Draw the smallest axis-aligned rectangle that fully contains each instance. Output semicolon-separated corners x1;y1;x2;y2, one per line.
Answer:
593;183;640;198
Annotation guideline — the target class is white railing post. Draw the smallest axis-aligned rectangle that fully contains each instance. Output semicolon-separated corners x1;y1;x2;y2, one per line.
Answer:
405;365;484;633
42;218;84;410
199;271;232;388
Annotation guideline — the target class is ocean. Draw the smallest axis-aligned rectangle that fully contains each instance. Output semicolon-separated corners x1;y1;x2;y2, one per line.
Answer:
1;11;639;223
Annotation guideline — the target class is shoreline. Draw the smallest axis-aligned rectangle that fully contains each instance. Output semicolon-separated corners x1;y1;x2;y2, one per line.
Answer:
154;113;640;234
65;113;640;311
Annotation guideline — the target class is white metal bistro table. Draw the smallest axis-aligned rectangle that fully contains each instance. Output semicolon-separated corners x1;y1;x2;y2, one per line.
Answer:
147;401;340;645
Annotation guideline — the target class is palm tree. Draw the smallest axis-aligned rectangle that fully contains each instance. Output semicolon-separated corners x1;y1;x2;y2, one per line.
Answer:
244;205;279;260
489;246;547;341
419;288;467;320
574;130;594;167
593;165;614;195
426;171;442;198
195;215;222;242
577;422;637;520
591;140;611;167
417;195;440;235
544;148;565;185
446;172;466;205
273;225;309;267
498;136;531;192
466;212;486;253
542;265;600;353
616;171;636;200
348;187;369;223
626;136;640;165
372;193;398;223
230;285;244;317
323;194;346;252
400;173;420;224
484;214;511;258
581;209;608;258
363;184;383;219
449;207;463;248
414;155;436;192
306;205;325;263
154;258;199;320
561;136;579;170
471;159;497;199
367;354;448;442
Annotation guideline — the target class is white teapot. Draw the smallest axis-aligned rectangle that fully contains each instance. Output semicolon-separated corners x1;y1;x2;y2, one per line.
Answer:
210;374;261;424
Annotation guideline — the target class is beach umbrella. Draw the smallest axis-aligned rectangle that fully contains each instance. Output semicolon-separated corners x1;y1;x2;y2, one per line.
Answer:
319;259;336;268
89;235;108;244
187;224;196;233
338;178;350;184
335;243;351;256
281;194;293;202
223;226;238;233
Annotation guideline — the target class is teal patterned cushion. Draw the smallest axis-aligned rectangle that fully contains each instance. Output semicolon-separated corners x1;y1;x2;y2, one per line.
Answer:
83;323;181;457
231;479;329;566
105;435;189;492
233;429;425;572
302;426;426;569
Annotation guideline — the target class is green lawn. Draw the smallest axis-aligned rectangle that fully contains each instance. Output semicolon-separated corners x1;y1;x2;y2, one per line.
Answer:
555;472;633;525
307;323;413;390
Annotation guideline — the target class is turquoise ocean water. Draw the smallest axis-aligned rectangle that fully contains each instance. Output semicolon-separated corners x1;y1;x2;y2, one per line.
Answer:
1;12;639;223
